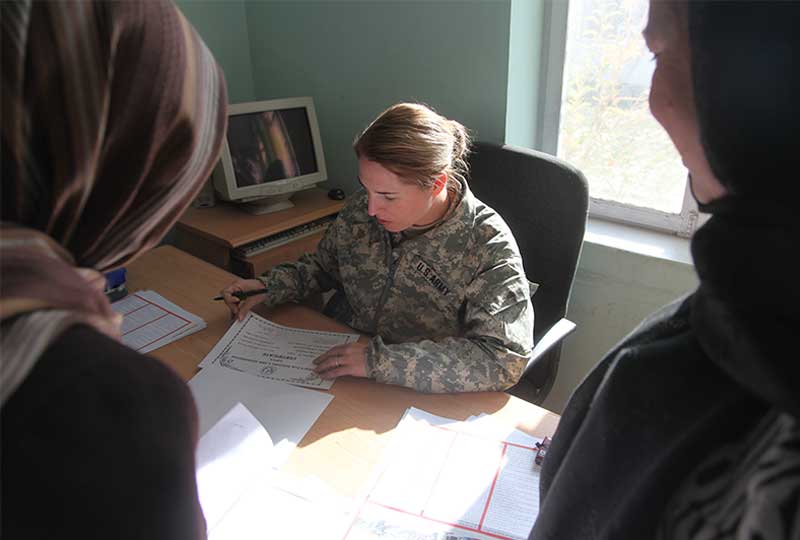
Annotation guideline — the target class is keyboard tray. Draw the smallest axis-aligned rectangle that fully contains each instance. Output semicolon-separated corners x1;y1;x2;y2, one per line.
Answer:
232;214;337;259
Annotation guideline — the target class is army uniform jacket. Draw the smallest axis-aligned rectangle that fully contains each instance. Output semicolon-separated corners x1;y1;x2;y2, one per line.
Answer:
256;186;534;393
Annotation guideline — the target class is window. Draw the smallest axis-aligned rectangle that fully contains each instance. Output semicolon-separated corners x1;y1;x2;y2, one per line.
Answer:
539;0;700;237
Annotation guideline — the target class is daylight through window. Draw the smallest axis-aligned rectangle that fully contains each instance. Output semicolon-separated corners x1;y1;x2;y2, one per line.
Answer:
557;0;694;231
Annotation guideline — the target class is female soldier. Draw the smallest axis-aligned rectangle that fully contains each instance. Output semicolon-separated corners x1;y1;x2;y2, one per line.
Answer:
222;103;534;393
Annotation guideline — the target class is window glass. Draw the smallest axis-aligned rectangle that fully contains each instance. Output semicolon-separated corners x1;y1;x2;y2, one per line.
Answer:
559;0;685;214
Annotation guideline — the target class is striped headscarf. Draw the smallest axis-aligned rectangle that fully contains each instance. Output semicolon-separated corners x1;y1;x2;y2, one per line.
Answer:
0;0;228;404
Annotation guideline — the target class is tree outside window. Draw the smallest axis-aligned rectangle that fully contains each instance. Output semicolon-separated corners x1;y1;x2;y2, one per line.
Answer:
558;0;689;220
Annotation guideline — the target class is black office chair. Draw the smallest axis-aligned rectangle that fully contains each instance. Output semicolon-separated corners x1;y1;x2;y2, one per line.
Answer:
467;141;589;405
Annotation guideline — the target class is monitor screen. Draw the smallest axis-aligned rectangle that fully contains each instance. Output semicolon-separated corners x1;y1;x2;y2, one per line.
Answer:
210;97;328;215
227;107;319;188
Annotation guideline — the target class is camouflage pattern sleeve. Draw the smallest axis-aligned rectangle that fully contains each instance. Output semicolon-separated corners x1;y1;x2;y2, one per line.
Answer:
365;261;534;393
256;215;343;308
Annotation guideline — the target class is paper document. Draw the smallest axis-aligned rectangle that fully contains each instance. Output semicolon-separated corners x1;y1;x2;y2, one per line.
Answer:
189;361;334;469
208;473;353;540
347;408;543;540
196;404;353;539
198;312;359;389
112;290;206;353
195;402;273;531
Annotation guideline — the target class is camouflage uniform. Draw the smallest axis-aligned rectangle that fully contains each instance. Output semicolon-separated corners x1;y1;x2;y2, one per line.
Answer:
256;183;534;393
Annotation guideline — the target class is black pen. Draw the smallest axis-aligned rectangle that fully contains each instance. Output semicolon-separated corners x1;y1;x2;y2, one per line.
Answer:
212;288;269;301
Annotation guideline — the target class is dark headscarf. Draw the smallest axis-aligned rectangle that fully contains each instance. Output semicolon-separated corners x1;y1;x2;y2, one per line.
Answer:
688;1;800;418
690;1;799;202
0;0;228;403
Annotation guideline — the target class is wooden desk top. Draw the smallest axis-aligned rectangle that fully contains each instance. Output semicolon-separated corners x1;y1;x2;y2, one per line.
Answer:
176;188;344;248
126;245;559;498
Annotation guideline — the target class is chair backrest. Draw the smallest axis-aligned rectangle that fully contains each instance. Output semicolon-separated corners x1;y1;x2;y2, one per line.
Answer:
467;141;589;403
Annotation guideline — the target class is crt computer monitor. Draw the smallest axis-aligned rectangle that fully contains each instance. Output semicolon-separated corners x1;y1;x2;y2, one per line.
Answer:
211;97;328;215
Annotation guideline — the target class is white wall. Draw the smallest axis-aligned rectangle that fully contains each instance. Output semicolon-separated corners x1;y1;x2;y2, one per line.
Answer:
541;237;699;414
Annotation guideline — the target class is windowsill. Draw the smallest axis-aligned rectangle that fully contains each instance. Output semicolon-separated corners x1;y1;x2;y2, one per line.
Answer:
585;217;693;266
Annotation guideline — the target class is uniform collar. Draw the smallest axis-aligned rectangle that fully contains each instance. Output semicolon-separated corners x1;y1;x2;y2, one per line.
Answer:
398;179;477;254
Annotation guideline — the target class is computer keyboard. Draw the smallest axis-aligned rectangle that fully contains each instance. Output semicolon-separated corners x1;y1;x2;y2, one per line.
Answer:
232;214;337;259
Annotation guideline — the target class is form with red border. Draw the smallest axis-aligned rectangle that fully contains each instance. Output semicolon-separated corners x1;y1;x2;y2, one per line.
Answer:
345;408;543;540
113;290;206;353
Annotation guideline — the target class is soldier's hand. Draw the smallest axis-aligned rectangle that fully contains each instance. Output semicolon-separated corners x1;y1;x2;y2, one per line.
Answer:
313;342;368;380
220;278;266;321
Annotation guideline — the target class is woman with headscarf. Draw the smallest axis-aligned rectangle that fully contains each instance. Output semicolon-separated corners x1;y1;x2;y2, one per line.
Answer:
531;1;799;538
1;1;227;537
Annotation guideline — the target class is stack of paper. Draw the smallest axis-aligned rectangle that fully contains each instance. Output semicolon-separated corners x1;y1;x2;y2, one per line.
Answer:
189;310;355;471
196;403;352;540
195;401;353;540
196;403;544;540
347;408;544;540
196;402;275;531
112;290;206;353
189;361;334;470
190;329;343;537
189;310;354;513
207;472;354;540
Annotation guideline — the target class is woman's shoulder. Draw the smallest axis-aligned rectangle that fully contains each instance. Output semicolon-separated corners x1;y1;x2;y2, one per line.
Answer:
338;189;370;222
461;192;522;257
48;324;187;383
1;323;202;540
8;324;195;422
463;191;512;232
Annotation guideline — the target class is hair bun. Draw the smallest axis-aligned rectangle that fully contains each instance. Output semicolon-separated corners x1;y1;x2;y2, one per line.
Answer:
450;119;471;161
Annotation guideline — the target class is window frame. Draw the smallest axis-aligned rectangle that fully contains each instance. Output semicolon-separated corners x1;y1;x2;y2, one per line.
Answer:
537;0;699;238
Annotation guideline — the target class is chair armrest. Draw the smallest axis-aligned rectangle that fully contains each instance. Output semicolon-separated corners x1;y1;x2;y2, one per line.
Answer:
527;318;577;368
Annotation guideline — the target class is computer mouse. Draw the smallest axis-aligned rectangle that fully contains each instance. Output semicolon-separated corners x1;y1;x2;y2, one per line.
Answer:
327;188;346;201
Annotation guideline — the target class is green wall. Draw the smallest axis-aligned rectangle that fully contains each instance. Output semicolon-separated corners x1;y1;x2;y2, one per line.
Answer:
243;0;513;193
506;0;543;148
176;0;255;103
178;0;530;192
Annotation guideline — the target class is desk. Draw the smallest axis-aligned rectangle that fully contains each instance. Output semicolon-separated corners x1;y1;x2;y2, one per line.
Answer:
127;245;559;499
174;188;344;278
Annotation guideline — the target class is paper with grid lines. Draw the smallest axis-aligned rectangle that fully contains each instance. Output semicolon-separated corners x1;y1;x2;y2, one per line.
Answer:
112;290;206;353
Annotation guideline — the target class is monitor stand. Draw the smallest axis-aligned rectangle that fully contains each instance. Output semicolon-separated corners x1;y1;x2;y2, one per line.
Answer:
240;194;295;215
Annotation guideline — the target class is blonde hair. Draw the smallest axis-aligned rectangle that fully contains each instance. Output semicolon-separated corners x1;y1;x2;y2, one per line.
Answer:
353;103;471;194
